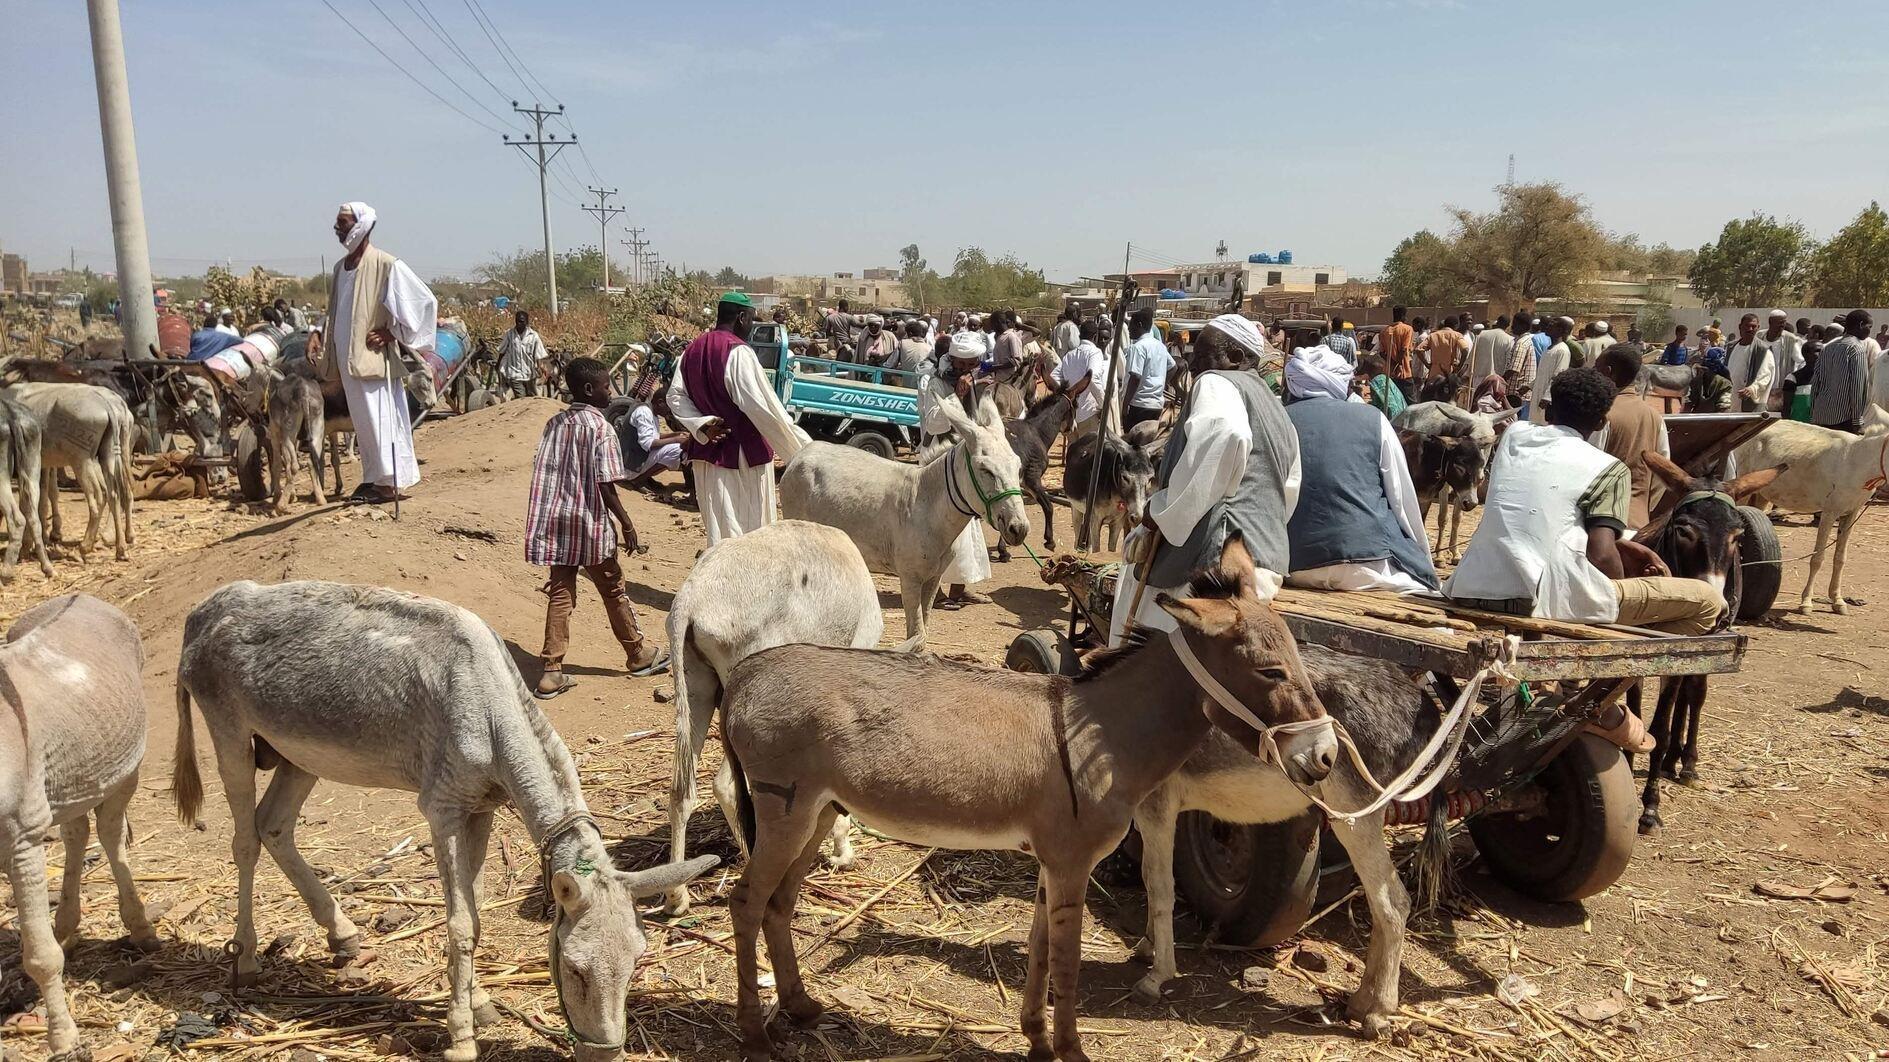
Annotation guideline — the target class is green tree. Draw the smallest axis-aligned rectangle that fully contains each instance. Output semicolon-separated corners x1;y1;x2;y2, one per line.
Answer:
898;243;939;309
1686;214;1810;308
1379;230;1464;306
1445;182;1605;309
475;246;621;307
713;266;751;288
934;248;1047;309
1805;201;1889;307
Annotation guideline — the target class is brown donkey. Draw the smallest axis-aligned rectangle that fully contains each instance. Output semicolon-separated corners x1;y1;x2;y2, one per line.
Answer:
716;538;1338;1061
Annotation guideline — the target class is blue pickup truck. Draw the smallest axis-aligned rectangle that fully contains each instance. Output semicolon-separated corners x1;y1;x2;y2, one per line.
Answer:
766;352;922;457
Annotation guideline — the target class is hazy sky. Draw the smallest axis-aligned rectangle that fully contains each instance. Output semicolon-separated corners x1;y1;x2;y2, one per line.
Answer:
7;0;1888;285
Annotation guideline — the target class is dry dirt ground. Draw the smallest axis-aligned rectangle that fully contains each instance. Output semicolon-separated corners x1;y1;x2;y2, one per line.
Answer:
2;397;1887;1062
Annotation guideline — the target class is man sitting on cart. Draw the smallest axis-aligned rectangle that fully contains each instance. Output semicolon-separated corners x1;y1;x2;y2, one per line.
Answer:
1110;313;1299;644
1445;367;1726;752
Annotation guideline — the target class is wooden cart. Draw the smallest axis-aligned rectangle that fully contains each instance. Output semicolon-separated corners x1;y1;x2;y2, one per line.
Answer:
1008;567;1747;944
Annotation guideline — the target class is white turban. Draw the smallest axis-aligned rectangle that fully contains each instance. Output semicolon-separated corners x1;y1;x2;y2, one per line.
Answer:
1205;313;1268;359
948;332;986;361
1285;344;1354;401
340;201;377;253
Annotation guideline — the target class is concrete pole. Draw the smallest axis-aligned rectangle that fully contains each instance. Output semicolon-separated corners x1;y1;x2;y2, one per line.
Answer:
86;0;158;358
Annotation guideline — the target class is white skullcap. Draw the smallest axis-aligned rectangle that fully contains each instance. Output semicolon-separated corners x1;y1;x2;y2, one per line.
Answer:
1205;314;1267;359
948;332;986;361
1594;320;1610;334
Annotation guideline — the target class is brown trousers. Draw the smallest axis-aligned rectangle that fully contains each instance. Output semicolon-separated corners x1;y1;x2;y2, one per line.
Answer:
540;555;649;669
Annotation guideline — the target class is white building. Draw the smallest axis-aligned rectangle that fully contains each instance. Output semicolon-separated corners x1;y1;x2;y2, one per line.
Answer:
1173;259;1348;300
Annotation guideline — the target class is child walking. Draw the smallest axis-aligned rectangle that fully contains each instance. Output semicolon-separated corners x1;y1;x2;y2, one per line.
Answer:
525;357;668;698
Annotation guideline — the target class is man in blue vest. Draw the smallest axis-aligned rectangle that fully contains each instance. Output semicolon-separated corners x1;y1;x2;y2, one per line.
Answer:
1279;334;1437;593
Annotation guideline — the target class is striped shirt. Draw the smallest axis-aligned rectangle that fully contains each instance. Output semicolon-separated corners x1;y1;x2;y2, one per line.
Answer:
1810;335;1871;428
525;404;626;567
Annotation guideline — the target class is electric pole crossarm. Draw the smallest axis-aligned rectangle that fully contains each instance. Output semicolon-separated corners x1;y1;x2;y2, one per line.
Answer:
503;101;570;315
581;186;624;292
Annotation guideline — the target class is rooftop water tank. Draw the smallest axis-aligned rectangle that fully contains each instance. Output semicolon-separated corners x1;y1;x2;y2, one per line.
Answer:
1278;250;1293;264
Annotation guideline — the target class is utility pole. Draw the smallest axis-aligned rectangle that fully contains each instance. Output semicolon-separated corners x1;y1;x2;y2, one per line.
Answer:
85;0;158;359
581;187;623;292
622;227;647;287
504;102;570;316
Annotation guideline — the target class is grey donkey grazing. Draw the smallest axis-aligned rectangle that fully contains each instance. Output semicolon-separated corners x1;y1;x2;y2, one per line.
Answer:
664;520;895;914
1;595;158;1061
170;581;717;1062
717;539;1338;1062
780;391;1029;640
1131;643;1437;1035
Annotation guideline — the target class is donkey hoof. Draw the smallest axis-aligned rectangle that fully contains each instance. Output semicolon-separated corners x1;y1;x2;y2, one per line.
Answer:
48;1048;94;1062
1026;1046;1057;1062
1677;766;1699;785
127;930;163;953
329;932;364;960
443;1039;480;1062
1354;1012;1394;1041
1131;975;1165;1005
781;990;825;1027
472;1001;502;1027
1832;600;1851;616
738;1031;776;1061
231;966;262;990
1638;810;1662;834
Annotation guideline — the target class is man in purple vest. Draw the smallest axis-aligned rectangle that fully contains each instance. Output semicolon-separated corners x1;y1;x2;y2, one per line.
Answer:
668;292;810;544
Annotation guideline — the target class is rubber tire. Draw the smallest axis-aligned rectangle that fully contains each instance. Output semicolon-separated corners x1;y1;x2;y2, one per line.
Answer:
1004;628;1071;676
845;430;897;459
1171;810;1322;947
1467;734;1637;902
233;424;267;504
603;396;637;426
1732;504;1782;621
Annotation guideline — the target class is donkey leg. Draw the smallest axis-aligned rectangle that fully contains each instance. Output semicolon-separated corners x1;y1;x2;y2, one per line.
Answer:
19;461;52;577
667;649;720;914
1640;680;1679;833
75;460;107;563
425;814;481;1062
463;810;500;1027
9;833;82;1057
95;777;159;950
1042;865;1094;1062
214;741;264;985
1130;787;1181;1003
1036;480;1057;550
1797;515;1833;613
1328;809;1408;1039
768;805;841;1026
305;425;328;506
1019;867;1054;1061
0;468;24;579
1828;508;1861;615
1678;676;1705;782
255;762;361;956
729;801;823;1061
54;815;89;947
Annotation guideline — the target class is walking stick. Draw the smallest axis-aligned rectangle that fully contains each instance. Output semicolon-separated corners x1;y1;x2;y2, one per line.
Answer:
1121;530;1161;637
1079;274;1139;552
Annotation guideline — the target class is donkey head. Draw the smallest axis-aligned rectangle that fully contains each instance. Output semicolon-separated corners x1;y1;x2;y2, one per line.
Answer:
1643;451;1785;599
1415;433;1484;508
1158;537;1336;786
550;851;718;1059
936;392;1031;547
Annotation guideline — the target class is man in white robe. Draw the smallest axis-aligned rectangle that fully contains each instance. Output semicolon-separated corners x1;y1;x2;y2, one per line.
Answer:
918;332;995;607
1528;317;1577;424
322;202;434;503
1110;314;1302;645
668;291;809;545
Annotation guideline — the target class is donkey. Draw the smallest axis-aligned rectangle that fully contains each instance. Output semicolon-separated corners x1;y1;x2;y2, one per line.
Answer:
716;539;1338;1062
1732;415;1888;615
171;581;718;1062
264;368;329;514
1631;453;1783;832
999;391;1071;562
1;595;158;1061
664;520;888;914
781;392;1029;639
1395;400;1502;562
1065;428;1154;553
1130;642;1434;1034
4;381;135;563
0;396;54;579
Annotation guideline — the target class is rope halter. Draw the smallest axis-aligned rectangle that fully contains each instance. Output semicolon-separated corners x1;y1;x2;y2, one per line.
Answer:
944;437;1025;524
538;810;625;1052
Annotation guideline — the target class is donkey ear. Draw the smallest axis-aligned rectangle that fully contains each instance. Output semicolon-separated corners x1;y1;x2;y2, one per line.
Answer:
972;391;1003;429
1216;534;1258;597
1155;592;1240;638
623;854;720;900
1642;450;1694;494
933;391;975;434
550;869;596;915
1725;462;1785;503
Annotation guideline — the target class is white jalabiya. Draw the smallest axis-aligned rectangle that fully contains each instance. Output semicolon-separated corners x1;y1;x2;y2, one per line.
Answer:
1529;341;1575;424
1108;373;1302;646
667;341;810;545
1287;407;1431;594
917;373;992;588
329;260;434;489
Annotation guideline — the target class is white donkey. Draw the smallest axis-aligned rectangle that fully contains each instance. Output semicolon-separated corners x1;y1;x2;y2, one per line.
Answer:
1;594;158;1061
780;392;1029;639
664;520;899;913
172;581;717;1062
4;381;135;563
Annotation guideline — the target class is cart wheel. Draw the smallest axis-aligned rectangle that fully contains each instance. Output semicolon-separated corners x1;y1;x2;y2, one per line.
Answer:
232;424;267;504
1004;629;1071;675
1732;505;1781;621
845;430;897;459
1467;734;1636;902
603;397;637;425
1172;810;1321;947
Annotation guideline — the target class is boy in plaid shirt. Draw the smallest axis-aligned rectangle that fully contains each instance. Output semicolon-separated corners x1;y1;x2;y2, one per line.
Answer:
525;357;668;697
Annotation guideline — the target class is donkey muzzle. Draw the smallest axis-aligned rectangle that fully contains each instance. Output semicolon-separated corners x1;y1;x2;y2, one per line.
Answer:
1281;726;1339;786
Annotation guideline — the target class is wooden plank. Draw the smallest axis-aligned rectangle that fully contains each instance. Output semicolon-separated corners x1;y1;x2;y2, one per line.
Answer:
1280;613;1485;678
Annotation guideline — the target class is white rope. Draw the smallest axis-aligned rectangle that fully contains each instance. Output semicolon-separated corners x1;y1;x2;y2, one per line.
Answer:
1167;629;1515;824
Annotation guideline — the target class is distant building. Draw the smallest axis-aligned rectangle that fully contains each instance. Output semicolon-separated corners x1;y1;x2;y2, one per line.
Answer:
861;267;898;281
749;272;908;307
1;251;27;295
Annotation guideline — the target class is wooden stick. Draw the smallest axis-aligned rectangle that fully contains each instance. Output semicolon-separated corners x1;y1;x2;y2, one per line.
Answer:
810;848;934;950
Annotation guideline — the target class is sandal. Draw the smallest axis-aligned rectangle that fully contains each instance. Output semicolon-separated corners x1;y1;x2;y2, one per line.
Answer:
627;650;671;677
1586;705;1657;754
533;673;576;700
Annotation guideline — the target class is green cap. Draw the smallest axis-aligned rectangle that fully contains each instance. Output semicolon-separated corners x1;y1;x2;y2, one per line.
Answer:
719;291;752;307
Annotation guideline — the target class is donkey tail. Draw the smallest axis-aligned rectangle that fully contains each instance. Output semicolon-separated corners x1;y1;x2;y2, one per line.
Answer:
170;676;203;826
719;721;755;855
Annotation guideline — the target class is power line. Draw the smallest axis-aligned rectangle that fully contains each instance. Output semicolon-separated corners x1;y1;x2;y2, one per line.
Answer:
553;113;604;184
466;0;561;107
362;0;521;131
512;150;580;207
318;0;510;135
400;0;516;106
459;0;533;100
